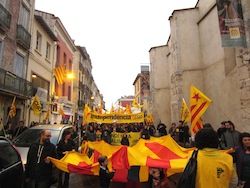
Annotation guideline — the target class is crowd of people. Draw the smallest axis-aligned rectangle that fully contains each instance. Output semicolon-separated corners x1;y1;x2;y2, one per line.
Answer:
18;119;250;188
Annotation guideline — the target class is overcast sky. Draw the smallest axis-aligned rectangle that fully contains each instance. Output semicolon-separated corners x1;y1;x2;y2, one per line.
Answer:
35;0;198;109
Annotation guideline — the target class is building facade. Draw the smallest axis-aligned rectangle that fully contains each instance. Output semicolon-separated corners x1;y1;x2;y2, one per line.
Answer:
150;0;250;131
0;0;35;130
36;10;77;124
27;11;57;125
133;65;150;114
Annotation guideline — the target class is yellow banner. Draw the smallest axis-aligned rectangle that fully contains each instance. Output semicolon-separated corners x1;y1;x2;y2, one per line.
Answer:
85;112;144;124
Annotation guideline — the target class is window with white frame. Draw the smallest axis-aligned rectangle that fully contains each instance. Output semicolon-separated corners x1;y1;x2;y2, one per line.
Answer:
18;4;30;30
14;53;27;78
36;31;42;52
46;42;51;60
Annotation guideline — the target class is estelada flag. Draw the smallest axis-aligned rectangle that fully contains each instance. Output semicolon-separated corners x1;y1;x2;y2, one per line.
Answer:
53;65;66;85
190;85;212;134
180;98;190;123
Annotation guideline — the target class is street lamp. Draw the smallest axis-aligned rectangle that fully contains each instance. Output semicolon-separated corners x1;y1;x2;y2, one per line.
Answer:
66;72;74;80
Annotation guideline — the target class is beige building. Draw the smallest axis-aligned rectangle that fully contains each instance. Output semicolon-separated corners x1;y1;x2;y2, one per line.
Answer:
133;65;151;114
37;10;77;124
149;0;250;131
27;13;57;125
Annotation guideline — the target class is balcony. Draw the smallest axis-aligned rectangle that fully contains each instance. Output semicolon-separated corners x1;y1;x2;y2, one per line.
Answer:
0;68;33;98
16;24;31;50
0;3;11;32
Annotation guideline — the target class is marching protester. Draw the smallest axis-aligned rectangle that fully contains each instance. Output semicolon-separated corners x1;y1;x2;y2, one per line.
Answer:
121;132;130;146
235;132;250;188
57;129;76;188
98;156;115;188
157;122;167;136
85;123;96;141
178;121;190;147
219;121;240;188
220;121;240;151
25;129;57;188
149;168;169;188
194;128;233;188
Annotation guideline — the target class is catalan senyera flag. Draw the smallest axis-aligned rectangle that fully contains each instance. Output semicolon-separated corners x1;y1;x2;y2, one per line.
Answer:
54;65;66;85
190;85;212;135
180;98;190;123
8;96;16;118
49;135;194;182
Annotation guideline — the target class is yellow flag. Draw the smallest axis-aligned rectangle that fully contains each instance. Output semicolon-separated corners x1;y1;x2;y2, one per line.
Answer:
83;104;91;124
180;98;190;123
59;107;65;117
43;107;50;121
31;96;42;115
9;96;16;118
132;98;143;108
190;85;212;134
109;104;114;114
124;104;132;114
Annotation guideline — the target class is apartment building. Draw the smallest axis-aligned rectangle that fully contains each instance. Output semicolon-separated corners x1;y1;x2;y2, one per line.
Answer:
27;11;58;124
0;0;35;129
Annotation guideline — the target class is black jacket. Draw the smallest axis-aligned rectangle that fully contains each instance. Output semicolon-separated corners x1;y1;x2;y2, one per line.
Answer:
99;167;114;188
57;139;76;159
26;142;56;181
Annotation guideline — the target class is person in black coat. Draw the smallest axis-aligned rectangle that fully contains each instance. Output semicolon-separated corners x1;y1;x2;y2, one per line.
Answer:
57;129;76;188
121;133;130;146
157;123;167;136
98;156;115;188
25;129;57;188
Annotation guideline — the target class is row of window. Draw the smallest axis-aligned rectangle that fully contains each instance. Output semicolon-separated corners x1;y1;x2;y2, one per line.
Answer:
0;41;27;78
35;31;51;60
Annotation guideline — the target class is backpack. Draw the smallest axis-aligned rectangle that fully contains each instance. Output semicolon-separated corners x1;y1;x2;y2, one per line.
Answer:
177;150;198;188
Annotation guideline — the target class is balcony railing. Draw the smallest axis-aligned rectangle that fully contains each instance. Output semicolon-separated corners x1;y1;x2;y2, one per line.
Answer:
16;24;31;50
0;68;33;98
0;3;11;31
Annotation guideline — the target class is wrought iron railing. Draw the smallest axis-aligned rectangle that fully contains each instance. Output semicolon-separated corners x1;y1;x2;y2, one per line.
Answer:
0;68;33;98
16;24;31;50
0;3;11;31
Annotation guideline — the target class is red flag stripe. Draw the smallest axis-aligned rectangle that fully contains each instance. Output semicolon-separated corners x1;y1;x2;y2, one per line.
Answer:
191;102;207;122
196;121;202;130
190;104;196;111
145;142;182;160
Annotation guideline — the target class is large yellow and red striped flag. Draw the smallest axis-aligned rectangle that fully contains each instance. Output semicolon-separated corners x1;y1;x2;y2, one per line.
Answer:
190;85;212;135
54;65;66;85
180;98;190;123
